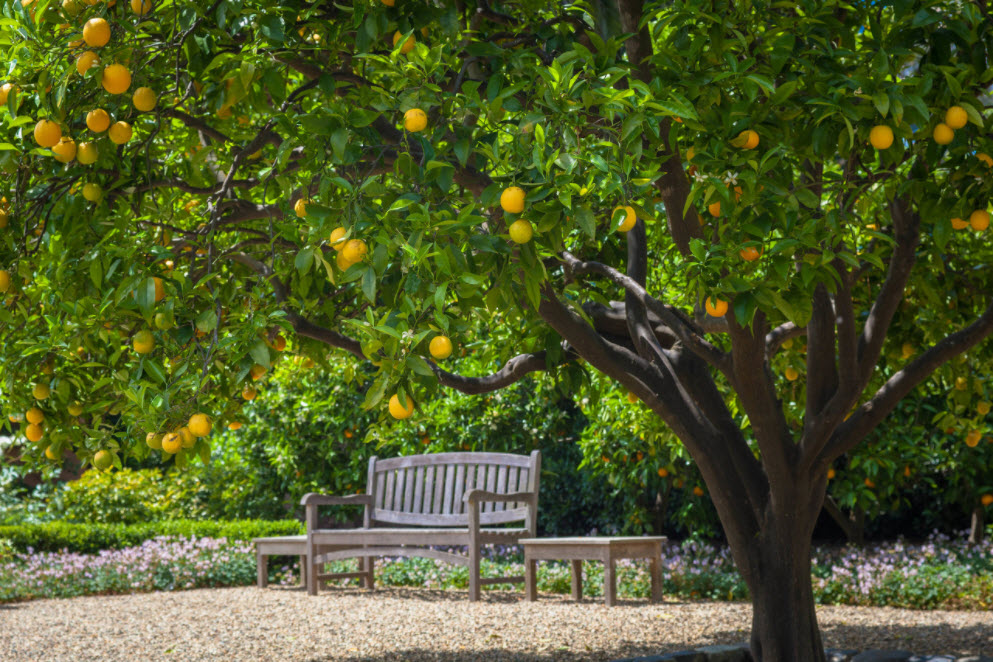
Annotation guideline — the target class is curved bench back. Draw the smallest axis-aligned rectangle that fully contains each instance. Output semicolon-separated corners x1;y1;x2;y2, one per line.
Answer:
367;451;540;527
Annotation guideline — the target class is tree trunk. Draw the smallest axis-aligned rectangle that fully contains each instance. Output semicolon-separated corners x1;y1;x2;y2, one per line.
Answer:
718;489;826;662
969;505;985;544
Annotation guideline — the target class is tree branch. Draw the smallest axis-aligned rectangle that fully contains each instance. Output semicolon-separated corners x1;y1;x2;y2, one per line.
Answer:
432;351;558;394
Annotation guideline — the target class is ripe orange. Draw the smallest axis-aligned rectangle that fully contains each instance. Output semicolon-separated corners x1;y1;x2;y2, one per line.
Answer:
132;86;156;111
864;478;875;489
82;183;102;202
977;401;991;416
932;123;954;145
86;108;111;133
738;129;759;149
429;335;452;360
708;201;721;217
51;138;77;163
692;486;705;497
869;125;893;150
77;142;98;164
950;217;968;230
657;468;668;478
33;383;50;400
242;385;257;400
614;205;636;232
108;121;132;144
827;469;836;480
969;210;989;231
704;297;727;317
133;329;155;354
0;82;14;104
389;394;415;419
328;227;347;249
83;18;111;48
785;367;799;381
102;64;131;94
403;108;427;132
978;153;993;168
966;430;982;447
272;335;286;351
152;276;164;302
76;50;101;76
981;494;993;507
500;186;525;214
131;0;152;15
342;238;368;263
34;120;62;148
739;246;761;261
249;364;266;380
161;432;181;453
228;421;243;430
178;426;196;448
145;432;163;450
26;407;44;425
392;31;415;54
508;218;533;243
944;106;968;130
26;424;44;443
0;270;9;293
294;198;307;218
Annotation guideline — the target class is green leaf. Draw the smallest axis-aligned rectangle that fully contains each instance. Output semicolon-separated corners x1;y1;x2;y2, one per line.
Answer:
195;309;218;333
259;14;285;42
873;92;890;118
406;354;434;377
249;340;270;368
574;206;596;239
294;247;314;274
361;266;376;303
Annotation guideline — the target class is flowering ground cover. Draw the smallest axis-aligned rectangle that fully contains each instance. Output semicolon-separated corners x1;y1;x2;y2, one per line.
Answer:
1;532;990;609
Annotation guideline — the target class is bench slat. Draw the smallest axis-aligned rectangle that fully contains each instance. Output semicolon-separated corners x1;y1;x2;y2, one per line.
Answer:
495;465;509;512
393;469;406;511
432;465;445;514
452;464;466;515
404;466;416;512
376;452;533;470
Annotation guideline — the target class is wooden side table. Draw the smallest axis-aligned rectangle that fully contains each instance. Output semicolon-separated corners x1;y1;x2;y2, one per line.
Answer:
253;536;351;589
519;536;665;606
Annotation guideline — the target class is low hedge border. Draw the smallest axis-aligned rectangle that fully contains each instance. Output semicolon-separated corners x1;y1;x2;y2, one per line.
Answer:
0;519;304;554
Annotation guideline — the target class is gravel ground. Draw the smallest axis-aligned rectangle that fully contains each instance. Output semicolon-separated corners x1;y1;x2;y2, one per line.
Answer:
1;586;991;661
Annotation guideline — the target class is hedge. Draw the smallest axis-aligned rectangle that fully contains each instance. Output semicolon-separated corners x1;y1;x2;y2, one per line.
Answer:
0;519;304;554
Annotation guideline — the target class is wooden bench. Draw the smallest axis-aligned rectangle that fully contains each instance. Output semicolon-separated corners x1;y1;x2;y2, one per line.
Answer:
302;450;541;601
253;535;350;589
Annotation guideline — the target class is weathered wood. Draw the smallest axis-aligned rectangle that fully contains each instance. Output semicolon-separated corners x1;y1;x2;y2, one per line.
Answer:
520;536;665;606
303;450;541;601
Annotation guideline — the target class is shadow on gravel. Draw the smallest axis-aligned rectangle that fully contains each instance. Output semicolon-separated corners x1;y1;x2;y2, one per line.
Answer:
291;585;682;607
818;620;993;657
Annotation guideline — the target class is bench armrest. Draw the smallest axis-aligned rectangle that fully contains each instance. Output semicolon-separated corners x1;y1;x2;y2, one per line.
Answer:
463;489;536;505
300;493;374;507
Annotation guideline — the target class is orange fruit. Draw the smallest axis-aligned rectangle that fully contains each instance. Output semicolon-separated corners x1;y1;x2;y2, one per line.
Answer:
864;478;875;488
76;50;101;76
102;64;131;94
33;383;50;400
51;138;77;163
132;86;156;111
228;421;243;430
944;106;968;130
981;494;993;507
614;205;636;232
429;335;452;360
82;18;111;48
0;270;9;293
869;125;893;149
389;394;415;419
249;364;266;380
708;201;721;217
77;142;98;164
131;0;152;15
342;238;368;263
26;407;44;425
161;432;181;453
704;297;727;317
657;468;668;478
977;153;993;168
133;329;154;354
329;227;347;250
145;432;163;450
294;198;307;218
951;217;968;230
692;486;705;497
34;120;62;148
739;246;761;261
392;31;415;54
932;123;954;145
93;450;113;470
508;219;533;243
178;426;196;448
966;430;982;447
86;109;111;133
969;210;989;231
827;468;836;480
272;335;286;351
738;129;759;149
108;121;132;144
785;367;799;381
403;108;427;132
0;82;14;104
242;385;257;400
26;424;44;443
500;186;525;214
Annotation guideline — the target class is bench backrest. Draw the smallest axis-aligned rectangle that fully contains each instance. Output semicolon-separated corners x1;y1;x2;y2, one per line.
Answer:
366;451;540;528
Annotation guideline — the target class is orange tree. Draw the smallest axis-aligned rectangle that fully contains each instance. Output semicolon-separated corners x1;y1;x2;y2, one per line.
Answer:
2;1;993;660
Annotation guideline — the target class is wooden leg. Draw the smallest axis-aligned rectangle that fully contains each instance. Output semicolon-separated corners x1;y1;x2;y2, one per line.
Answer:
306;538;318;596
257;549;267;588
603;557;617;607
365;556;376;590
649;554;663;602
468;545;481;602
299;555;307;588
525;556;537;602
570;560;583;601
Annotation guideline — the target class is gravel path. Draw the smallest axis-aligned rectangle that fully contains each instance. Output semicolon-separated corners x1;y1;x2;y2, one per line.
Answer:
1;586;991;661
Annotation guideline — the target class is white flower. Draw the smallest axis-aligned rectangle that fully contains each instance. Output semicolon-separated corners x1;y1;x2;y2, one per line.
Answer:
692;171;707;184
722;171;738;185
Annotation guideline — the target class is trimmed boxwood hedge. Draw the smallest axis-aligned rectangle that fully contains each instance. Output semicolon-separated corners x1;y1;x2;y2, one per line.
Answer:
0;519;304;554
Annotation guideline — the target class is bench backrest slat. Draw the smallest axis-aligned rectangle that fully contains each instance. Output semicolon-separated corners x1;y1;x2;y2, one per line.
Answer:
366;451;540;527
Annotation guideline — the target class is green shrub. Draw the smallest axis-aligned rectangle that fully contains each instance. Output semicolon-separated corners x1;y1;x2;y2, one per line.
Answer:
47;468;209;524
0;519;303;554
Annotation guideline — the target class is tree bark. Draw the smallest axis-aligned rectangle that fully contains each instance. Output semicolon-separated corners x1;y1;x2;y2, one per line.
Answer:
746;529;825;662
969;505;985;544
